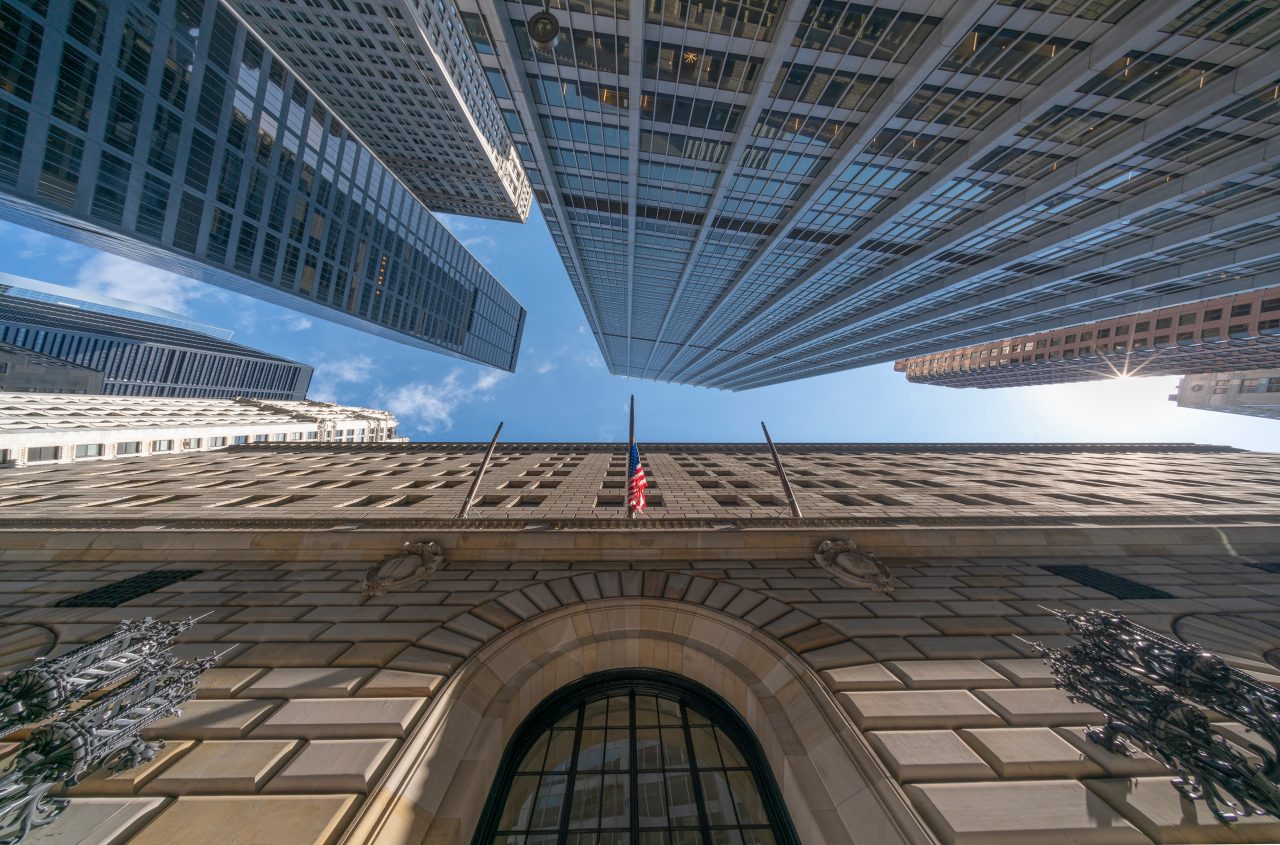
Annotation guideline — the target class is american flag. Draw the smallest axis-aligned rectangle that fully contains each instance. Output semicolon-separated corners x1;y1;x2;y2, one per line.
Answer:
628;442;648;513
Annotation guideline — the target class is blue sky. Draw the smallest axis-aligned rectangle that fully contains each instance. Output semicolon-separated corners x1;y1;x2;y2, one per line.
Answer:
2;211;1276;452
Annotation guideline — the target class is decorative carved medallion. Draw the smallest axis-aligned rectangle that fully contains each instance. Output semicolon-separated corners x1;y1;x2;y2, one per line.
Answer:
813;539;897;593
361;540;445;598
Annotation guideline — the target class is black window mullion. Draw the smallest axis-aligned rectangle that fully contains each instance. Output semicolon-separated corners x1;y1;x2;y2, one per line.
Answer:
629;691;640;842
679;701;715;845
557;704;586;843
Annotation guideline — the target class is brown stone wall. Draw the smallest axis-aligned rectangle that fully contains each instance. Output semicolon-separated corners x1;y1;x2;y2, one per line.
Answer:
6;530;1280;845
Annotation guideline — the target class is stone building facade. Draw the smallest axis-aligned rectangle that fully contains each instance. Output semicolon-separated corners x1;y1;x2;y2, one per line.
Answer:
2;442;1279;845
1173;369;1280;422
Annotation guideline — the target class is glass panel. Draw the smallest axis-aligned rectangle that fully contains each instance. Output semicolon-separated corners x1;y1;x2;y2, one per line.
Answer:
657;697;682;724
660;728;689;768
604;728;630;770
637;772;668;827
584;698;609;727
639;833;668;845
700;771;737;826
600;773;630;827
690;727;722;768
636;696;661;725
568;773;602;828
685;706;711;725
530;775;568;829
716;729;746;768
727;771;768;825
519;733;551;772
545;730;577;772
671;833;701;845
742;831;777;845
711;832;744;845
665;772;699;826
500;774;541;830
607;696;631;725
636;728;662;768
577;729;607;770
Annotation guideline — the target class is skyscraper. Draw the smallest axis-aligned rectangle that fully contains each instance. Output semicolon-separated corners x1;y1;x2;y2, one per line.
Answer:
0;340;105;394
456;0;1280;388
0;285;313;399
0;441;1278;844
0;393;401;467
895;287;1280;388
0;0;526;370
1173;368;1280;421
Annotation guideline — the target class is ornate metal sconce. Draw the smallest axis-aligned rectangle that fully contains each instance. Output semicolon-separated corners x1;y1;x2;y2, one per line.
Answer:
0;618;217;844
1034;609;1280;824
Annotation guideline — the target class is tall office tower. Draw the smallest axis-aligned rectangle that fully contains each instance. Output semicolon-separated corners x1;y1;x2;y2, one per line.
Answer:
1;442;1279;845
1;271;236;340
0;0;525;370
895;287;1280;388
0;287;313;399
223;0;533;221
0;340;105;394
459;0;1280;388
0;393;401;468
1173;368;1280;420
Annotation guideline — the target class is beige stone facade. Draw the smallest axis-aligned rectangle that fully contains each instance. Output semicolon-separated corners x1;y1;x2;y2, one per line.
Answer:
3;442;1280;845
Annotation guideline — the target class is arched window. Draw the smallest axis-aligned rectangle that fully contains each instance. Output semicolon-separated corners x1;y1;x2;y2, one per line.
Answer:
473;669;801;845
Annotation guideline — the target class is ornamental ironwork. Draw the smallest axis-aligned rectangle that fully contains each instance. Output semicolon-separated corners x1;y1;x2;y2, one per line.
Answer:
1034;609;1280;824
0;618;216;844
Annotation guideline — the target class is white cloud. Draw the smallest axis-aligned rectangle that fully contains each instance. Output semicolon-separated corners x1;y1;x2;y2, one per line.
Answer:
435;214;498;259
378;368;506;434
74;253;207;315
535;360;556;374
308;355;375;403
282;315;313;331
580;350;605;369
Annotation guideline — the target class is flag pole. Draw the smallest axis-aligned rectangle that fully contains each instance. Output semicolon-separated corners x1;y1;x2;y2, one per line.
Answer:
627;394;635;519
762;420;803;518
458;420;503;518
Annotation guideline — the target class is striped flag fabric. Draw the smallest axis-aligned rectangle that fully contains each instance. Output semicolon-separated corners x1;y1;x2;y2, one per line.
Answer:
628;442;648;513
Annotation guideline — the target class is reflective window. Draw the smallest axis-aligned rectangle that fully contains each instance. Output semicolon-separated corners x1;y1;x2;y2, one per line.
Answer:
476;673;799;845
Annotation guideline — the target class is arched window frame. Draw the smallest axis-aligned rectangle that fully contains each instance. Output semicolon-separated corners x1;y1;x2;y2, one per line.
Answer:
471;668;803;845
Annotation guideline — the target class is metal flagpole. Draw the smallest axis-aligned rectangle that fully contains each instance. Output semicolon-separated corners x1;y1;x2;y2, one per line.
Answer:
458;421;503;518
762;421;803;518
627;395;635;519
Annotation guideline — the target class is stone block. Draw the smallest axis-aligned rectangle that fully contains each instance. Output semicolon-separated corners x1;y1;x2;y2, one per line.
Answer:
985;658;1056;688
241;668;371;698
1054;727;1173;778
975;688;1102;727
866;731;995;783
800;640;872;669
253;697;425;739
26;797;165;845
73;741;193;795
144;699;282;740
356;669;444;697
196;668;265;699
229;643;350;668
841;691;1002;730
959;728;1103;778
124;795;358;845
820;664;904;691
886;660;1011;690
265;739;396;793
906;780;1147;845
148;740;298;795
909;636;1020;660
853;637;925;661
1087;777;1280;843
332;642;406;667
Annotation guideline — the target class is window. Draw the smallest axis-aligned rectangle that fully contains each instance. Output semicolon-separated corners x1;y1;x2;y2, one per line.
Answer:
117;441;141;455
182;438;202;449
207;437;227;447
26;447;61;462
1156;317;1172;329
1178;313;1197;326
233;435;250;445
1230;303;1252;317
473;671;800;845
74;443;104;458
152;439;174;452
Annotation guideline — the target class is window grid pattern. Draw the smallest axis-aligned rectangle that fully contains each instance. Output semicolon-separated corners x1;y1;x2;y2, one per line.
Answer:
486;682;787;845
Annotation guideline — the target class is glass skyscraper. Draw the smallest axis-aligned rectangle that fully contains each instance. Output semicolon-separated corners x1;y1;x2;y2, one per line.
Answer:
0;285;313;399
453;0;1280;388
0;0;526;371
